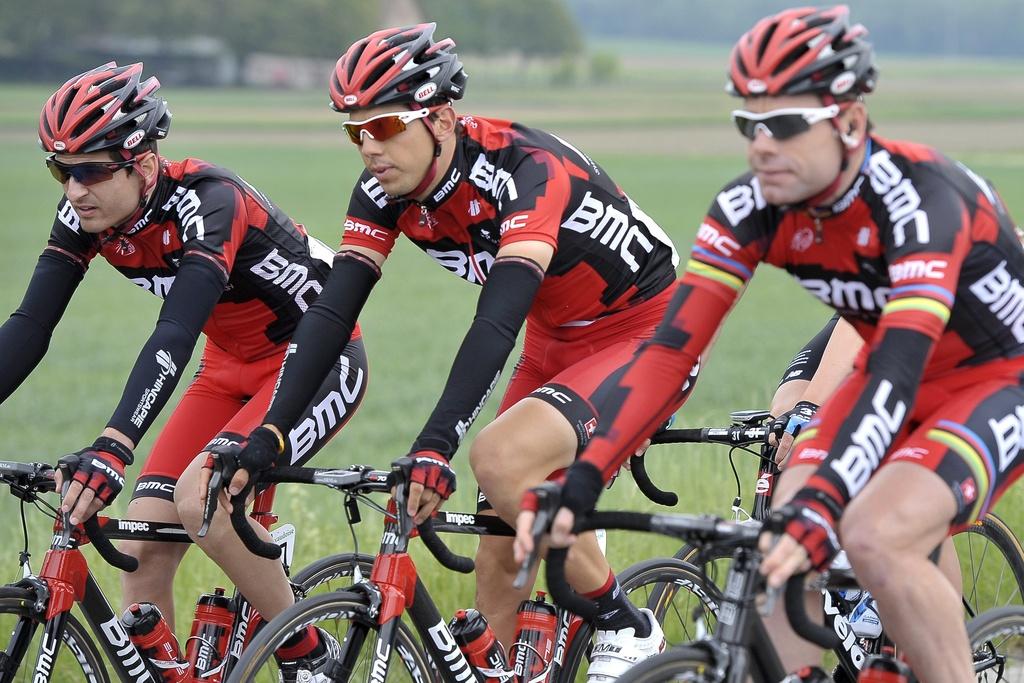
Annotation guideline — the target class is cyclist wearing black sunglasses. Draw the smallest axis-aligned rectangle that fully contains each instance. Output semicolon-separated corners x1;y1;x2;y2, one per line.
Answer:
227;22;683;678
3;61;369;671
519;6;1024;682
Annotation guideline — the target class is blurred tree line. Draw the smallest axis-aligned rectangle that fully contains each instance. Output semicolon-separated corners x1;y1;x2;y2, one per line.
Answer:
0;0;582;70
567;0;1024;58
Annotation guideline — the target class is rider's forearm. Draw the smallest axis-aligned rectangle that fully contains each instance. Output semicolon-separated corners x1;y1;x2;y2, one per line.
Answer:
412;256;543;458
106;258;224;443
800;317;863;406
264;251;379;432
800;326;932;506
579;281;733;481
0;251;83;402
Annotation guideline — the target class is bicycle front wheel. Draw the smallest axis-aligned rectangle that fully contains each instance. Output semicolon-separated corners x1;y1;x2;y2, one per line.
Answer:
292;552;376;596
558;558;717;682
615;645;717;683
968;606;1024;681
227;590;433;683
0;586;110;683
956;513;1024;619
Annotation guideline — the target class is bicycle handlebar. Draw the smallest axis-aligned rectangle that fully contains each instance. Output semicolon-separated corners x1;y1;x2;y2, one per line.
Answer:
217;465;393;561
213;464;475;572
0;460;142;572
543;510;839;650
83;516;139;572
418;519;475;573
784;573;840;649
632;426;770;506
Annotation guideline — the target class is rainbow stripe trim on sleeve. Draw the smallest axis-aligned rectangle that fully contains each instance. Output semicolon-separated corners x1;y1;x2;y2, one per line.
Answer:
883;296;952;325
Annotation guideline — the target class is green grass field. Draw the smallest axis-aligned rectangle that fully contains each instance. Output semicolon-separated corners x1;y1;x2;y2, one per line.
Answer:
0;47;1023;651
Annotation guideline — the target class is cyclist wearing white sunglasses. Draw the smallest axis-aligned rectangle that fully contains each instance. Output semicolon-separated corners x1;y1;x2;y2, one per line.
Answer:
521;6;1024;683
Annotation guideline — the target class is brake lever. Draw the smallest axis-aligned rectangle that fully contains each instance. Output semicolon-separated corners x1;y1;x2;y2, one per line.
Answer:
54;460;75;548
198;466;224;538
513;506;551;590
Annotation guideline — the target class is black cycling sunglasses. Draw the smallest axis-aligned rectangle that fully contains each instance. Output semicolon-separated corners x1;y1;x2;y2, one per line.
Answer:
45;156;136;186
731;104;840;141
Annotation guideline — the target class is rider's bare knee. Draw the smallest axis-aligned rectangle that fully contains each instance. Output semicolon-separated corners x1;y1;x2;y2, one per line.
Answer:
840;513;892;588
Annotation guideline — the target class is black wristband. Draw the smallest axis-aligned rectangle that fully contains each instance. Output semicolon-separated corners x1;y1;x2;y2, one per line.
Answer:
560;461;605;517
92;436;134;466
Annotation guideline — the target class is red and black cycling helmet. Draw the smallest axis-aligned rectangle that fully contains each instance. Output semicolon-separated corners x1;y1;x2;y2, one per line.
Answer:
39;62;171;156
330;23;467;113
728;5;878;100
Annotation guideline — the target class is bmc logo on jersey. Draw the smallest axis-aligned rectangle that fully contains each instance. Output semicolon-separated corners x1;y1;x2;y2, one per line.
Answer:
562;192;658;273
344;219;389;242
500;213;529;235
798;277;890;312
970;259;1024;343
57;201;81;232
468;153;518;208
161;187;207;242
360;177;389;209
830;379;907;497
290;355;366;462
715;178;766;227
989;403;1024;474
425;248;494;284
250;249;323;312
888;258;948;282
130;275;176;299
867;150;930;248
697;222;740;257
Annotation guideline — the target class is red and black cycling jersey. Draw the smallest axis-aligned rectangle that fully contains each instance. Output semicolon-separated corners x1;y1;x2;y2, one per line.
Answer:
580;135;1024;499
0;157;344;445
341;115;678;327
264;115;678;461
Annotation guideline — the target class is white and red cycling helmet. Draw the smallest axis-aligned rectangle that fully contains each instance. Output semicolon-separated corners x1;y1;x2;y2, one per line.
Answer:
330;23;467;113
728;5;878;101
39;62;171;156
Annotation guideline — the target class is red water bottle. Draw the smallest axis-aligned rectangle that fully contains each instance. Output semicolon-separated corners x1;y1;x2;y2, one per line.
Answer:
449;608;510;680
186;587;234;681
122;602;189;683
857;649;911;683
511;592;558;681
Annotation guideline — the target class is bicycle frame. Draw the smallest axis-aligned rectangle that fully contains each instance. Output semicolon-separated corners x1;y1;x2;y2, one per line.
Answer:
662;419;881;678
337;494;586;683
4;481;288;683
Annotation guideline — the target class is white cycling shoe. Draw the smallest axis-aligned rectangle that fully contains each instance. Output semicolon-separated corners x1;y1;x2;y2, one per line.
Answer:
586;608;666;682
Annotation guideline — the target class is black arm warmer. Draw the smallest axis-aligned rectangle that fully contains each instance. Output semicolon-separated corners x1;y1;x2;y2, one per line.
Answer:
264;251;380;431
0;251;84;402
106;257;226;443
413;256;545;459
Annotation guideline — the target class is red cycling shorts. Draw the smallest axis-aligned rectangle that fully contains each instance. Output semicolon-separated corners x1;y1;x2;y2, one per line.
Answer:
792;356;1024;530
131;335;368;502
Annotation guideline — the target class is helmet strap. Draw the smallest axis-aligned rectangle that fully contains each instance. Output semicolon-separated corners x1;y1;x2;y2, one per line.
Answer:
396;109;444;202
111;152;162;235
799;98;864;212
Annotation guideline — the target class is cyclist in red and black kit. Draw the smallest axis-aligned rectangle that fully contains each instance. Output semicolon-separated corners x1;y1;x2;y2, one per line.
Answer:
7;62;368;673
517;7;1024;681
224;23;682;679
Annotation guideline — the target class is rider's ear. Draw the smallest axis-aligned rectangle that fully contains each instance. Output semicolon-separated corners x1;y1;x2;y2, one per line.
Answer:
432;106;459;143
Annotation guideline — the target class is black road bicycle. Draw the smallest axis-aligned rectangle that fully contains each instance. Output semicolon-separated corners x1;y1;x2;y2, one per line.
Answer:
0;460;388;682
227;460;717;683
541;510;1019;683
